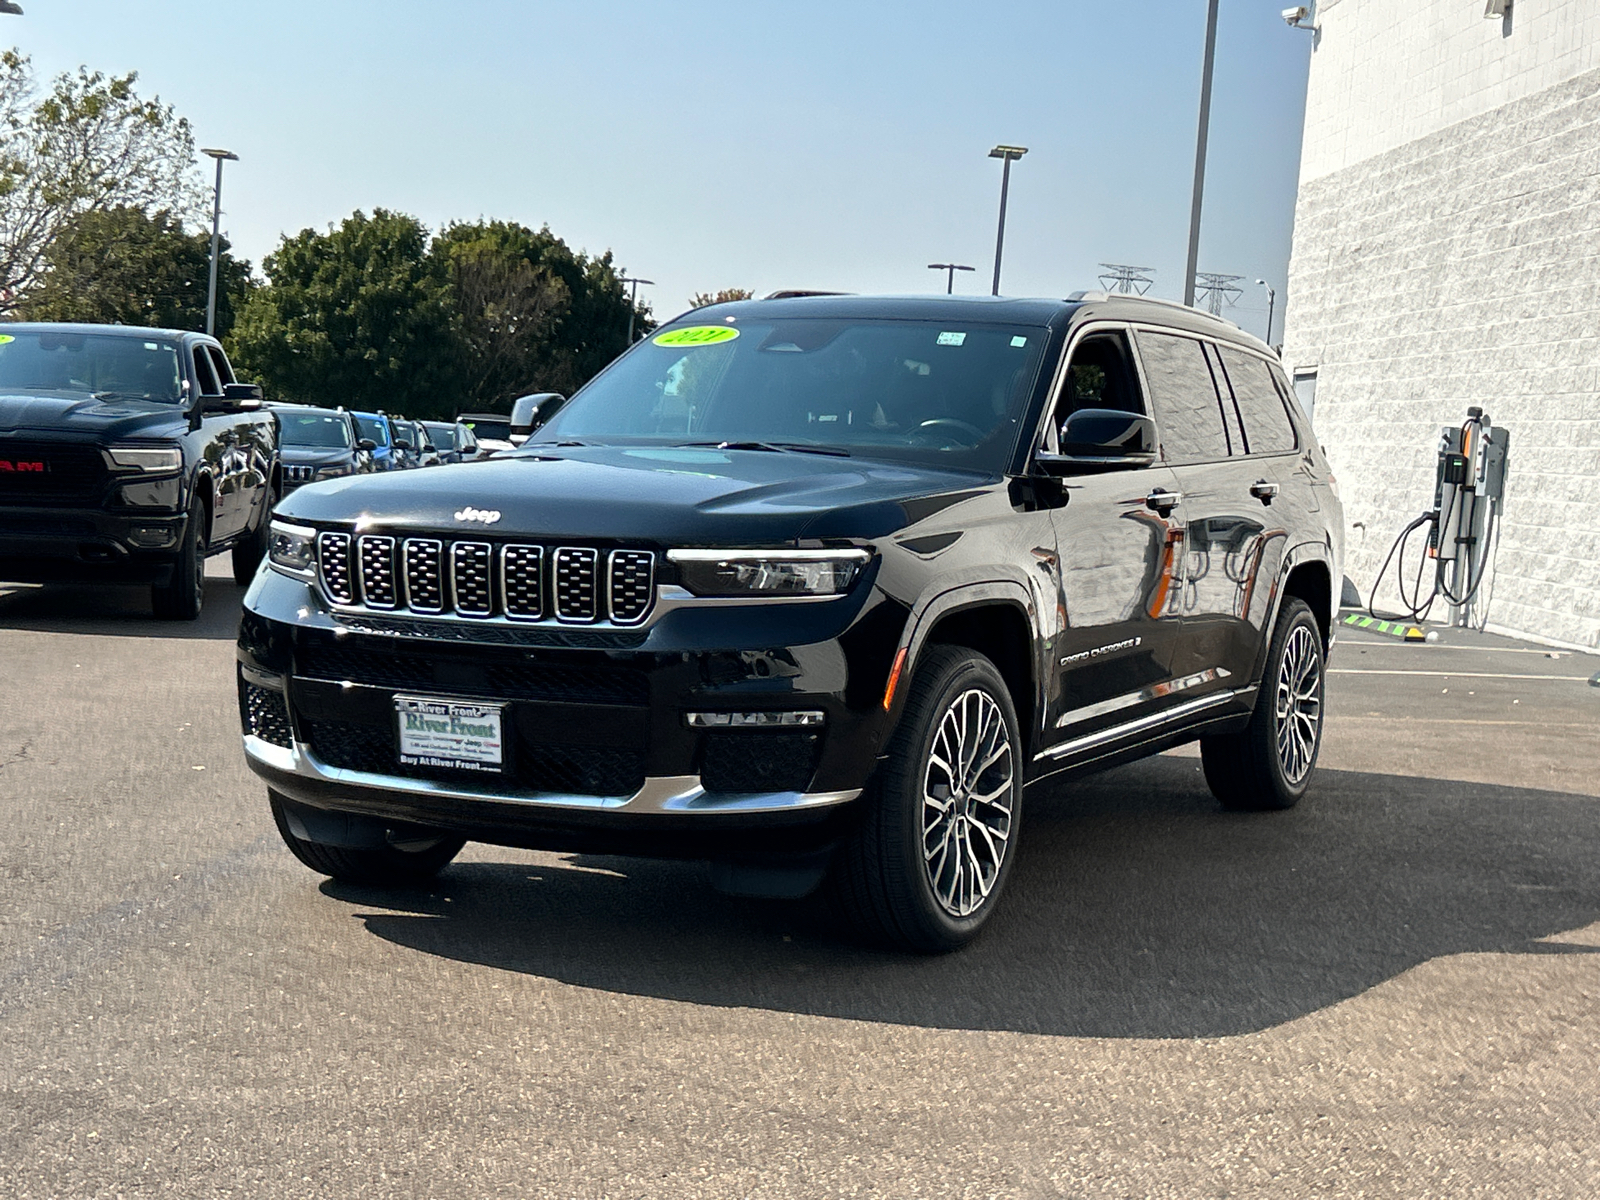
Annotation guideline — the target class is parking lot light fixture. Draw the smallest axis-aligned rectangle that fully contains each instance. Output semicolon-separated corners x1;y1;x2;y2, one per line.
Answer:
927;263;975;294
988;145;1028;296
0;2;23;14
201;148;239;337
1256;278;1277;347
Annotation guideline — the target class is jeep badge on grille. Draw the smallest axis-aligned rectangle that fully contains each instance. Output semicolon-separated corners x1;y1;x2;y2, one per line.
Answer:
454;506;501;524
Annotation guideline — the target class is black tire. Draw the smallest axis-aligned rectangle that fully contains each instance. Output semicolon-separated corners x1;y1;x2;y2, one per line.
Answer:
151;496;206;620
269;791;465;886
231;489;274;585
1200;597;1326;811
829;646;1023;953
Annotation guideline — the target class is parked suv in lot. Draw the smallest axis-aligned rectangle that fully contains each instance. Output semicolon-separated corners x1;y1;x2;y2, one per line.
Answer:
239;294;1342;951
271;404;374;494
0;323;278;619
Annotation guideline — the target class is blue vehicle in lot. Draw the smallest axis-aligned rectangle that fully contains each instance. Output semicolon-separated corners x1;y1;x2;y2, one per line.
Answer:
351;412;396;470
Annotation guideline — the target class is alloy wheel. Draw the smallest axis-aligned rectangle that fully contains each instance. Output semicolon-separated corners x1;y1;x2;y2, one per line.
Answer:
1274;624;1322;783
921;687;1016;918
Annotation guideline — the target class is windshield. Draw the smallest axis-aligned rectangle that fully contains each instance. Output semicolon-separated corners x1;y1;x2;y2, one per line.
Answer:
0;331;184;402
421;421;455;448
354;416;389;446
463;417;511;441
532;317;1049;472
280;412;353;449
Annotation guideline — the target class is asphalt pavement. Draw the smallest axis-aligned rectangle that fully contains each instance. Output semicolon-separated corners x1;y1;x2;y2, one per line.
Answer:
2;566;1597;1198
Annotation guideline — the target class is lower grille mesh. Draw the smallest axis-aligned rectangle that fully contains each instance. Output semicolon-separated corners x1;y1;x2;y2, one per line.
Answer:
700;732;819;793
238;679;293;748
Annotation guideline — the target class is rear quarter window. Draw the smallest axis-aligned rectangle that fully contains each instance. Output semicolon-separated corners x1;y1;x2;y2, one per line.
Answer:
1217;347;1298;454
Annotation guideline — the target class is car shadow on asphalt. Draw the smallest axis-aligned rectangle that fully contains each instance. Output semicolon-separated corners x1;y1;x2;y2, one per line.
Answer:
0;576;245;640
329;755;1600;1039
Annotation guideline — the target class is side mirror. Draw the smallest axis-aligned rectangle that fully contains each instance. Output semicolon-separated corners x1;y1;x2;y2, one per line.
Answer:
1037;409;1159;474
392;439;412;452
357;438;378;452
223;382;264;404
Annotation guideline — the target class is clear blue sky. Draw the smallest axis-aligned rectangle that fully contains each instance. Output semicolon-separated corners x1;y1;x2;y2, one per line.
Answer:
13;0;1311;339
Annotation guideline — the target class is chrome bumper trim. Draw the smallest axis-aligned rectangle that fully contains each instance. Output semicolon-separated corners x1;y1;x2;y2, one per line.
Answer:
242;735;860;815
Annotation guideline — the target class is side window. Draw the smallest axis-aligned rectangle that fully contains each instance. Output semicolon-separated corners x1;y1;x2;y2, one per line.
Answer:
192;347;220;396
206;346;234;386
1135;331;1229;464
1217;347;1298;453
1203;343;1247;455
1045;328;1146;451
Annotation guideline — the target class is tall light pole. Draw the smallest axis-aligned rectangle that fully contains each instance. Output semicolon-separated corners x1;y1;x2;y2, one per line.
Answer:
1182;0;1220;309
619;275;654;344
201;148;239;336
987;144;1028;296
927;263;974;294
1255;278;1277;347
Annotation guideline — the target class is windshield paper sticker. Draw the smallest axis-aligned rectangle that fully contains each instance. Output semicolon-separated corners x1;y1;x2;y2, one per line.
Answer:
0;335;12;345
654;326;740;347
936;331;966;346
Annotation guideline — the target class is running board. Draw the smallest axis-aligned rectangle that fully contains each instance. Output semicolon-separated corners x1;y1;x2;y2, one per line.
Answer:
1033;689;1246;763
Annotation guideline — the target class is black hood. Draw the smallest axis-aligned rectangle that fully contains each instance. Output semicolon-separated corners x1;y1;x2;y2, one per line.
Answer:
0;391;189;442
276;445;991;543
280;445;356;467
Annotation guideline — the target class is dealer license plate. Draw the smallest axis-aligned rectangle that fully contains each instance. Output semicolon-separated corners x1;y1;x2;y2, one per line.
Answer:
395;695;504;774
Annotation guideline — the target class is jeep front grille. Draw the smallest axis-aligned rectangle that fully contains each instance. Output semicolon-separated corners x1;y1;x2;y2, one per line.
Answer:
311;531;654;625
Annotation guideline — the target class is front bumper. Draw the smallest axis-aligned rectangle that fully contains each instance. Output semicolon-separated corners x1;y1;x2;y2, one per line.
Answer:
0;504;189;583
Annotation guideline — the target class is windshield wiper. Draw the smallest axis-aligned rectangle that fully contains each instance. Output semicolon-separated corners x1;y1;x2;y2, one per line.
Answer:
681;440;851;458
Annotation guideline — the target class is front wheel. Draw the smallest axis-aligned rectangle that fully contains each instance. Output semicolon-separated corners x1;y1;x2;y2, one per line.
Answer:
1200;597;1326;811
829;646;1022;953
269;791;464;886
151;496;205;620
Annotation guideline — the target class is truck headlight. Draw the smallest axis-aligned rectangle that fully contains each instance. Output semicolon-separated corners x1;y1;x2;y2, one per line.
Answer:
105;445;182;473
667;549;869;597
268;520;317;579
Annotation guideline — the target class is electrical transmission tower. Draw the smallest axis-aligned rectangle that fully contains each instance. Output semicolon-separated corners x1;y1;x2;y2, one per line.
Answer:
1098;263;1155;295
1193;271;1243;315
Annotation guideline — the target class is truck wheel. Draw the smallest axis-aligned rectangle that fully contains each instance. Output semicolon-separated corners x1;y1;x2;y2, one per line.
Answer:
269;791;464;886
151;497;205;620
231;492;274;585
829;646;1022;953
1200;597;1325;811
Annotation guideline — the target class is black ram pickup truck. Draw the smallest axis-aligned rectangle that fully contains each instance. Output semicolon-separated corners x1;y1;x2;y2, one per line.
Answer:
240;294;1343;951
0;323;279;619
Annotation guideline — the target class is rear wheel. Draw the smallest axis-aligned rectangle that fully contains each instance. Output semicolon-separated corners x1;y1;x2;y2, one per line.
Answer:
829;646;1022;953
1200;597;1325;811
151;496;205;620
269;791;464;886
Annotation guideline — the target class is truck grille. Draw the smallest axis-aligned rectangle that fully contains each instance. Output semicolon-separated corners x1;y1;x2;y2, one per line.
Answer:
0;441;106;506
311;531;655;625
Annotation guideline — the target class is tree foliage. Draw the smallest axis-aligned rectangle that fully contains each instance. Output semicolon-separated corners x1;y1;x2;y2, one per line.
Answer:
0;53;201;313
16;205;251;335
689;288;754;308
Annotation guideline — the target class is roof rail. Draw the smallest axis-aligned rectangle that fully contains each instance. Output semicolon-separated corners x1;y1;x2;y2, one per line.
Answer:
1065;290;1241;331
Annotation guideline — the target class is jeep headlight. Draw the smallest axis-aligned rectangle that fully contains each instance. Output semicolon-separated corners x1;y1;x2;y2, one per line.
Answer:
105;444;182;473
268;519;317;579
667;549;869;597
314;464;353;480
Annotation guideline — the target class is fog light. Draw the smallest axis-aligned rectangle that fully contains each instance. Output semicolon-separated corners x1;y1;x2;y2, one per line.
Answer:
128;525;177;548
686;710;825;728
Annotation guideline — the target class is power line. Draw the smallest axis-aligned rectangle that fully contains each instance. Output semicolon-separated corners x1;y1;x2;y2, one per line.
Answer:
1097;263;1156;295
1193;271;1243;316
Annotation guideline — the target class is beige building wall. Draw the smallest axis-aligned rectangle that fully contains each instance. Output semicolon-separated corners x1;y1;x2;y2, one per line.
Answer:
1283;0;1600;649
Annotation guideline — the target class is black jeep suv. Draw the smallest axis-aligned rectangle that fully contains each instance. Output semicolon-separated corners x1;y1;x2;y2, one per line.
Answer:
0;323;279;619
239;294;1343;951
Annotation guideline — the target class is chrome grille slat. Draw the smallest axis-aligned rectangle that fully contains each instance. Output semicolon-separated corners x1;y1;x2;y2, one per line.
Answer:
608;550;655;625
403;539;444;613
357;536;398;608
317;532;354;603
553;547;599;623
451;541;494;617
501;544;544;620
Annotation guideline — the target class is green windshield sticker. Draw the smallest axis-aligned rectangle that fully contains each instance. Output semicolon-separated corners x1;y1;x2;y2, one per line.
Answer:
0;335;13;344
1010;335;1028;347
654;325;740;347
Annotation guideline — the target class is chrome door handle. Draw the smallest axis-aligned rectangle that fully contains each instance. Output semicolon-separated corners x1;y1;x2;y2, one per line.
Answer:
1250;479;1280;504
1146;489;1182;515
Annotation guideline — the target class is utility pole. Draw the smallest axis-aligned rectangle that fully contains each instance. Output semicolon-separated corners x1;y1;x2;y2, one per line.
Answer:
619;276;654;344
927;263;975;294
988;145;1028;296
201;148;239;336
1183;0;1221;309
1098;264;1156;295
1194;272;1243;316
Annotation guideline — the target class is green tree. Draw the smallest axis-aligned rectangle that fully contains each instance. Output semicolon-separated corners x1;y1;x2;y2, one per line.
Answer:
16;205;251;335
229;209;459;415
689;288;753;308
0;53;201;313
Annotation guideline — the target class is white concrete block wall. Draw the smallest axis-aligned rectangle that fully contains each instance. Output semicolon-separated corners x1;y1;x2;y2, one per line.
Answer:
1284;0;1600;649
